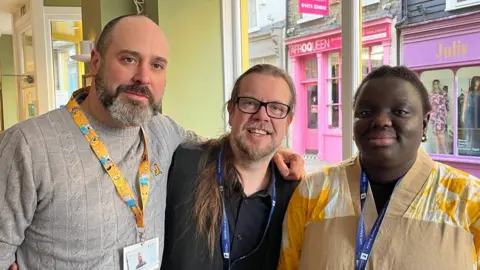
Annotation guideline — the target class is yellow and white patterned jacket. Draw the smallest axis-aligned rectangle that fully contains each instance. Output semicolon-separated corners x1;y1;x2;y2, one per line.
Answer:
279;149;480;270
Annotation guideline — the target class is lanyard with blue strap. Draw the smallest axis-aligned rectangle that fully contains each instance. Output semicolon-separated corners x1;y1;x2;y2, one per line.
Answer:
216;149;276;270
355;170;401;270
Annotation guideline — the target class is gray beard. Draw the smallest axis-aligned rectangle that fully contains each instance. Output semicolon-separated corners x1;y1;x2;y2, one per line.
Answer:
94;71;161;126
233;133;278;162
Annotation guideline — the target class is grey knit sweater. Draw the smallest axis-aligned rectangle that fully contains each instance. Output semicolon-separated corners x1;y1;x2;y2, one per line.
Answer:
0;101;197;269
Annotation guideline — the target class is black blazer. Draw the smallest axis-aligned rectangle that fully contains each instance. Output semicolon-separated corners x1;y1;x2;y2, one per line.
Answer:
161;143;298;270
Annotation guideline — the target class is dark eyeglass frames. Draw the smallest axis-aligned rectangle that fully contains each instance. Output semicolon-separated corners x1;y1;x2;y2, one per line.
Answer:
235;96;291;119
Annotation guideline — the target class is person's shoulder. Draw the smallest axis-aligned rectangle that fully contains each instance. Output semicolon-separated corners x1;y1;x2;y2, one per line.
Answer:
2;108;67;144
434;161;480;185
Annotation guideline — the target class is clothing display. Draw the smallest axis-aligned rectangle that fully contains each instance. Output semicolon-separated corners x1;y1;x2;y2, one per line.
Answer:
279;149;480;270
429;90;449;134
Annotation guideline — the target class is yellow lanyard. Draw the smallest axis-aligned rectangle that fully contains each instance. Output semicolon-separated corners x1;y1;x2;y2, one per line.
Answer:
66;96;151;241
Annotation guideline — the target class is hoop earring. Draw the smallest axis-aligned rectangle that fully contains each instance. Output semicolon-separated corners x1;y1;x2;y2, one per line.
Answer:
422;134;427;142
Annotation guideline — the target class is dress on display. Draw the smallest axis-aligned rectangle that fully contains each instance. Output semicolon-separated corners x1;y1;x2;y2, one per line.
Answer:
464;91;480;129
429;91;449;134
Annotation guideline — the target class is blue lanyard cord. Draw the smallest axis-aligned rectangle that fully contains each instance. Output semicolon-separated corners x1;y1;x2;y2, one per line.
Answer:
216;150;276;270
355;171;401;270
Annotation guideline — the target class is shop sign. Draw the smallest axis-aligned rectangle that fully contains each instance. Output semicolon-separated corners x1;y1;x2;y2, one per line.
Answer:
298;0;329;16
403;32;480;68
288;23;390;57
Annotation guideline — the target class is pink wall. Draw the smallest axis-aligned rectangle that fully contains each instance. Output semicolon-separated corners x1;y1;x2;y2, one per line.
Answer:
288;17;392;162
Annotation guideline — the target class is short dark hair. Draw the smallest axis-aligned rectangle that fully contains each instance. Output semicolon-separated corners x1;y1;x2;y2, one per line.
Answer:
95;14;149;56
353;65;432;114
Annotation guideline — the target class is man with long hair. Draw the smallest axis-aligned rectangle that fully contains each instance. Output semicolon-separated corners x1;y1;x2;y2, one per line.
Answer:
161;64;299;270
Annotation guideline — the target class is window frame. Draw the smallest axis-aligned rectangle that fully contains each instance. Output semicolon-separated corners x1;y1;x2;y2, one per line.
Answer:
326;51;342;131
418;66;480;162
248;0;260;32
446;0;480;11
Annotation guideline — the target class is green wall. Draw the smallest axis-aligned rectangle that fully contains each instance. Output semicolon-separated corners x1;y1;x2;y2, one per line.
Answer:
158;0;225;138
0;35;17;129
44;0;81;7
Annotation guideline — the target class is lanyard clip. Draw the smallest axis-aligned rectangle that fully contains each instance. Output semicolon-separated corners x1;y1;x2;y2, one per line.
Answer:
137;227;146;244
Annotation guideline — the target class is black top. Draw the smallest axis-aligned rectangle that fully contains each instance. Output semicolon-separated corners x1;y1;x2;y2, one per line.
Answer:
161;143;298;270
369;179;398;213
226;183;272;261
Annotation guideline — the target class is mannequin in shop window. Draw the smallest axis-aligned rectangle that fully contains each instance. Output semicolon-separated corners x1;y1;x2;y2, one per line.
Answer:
462;76;480;152
428;79;449;154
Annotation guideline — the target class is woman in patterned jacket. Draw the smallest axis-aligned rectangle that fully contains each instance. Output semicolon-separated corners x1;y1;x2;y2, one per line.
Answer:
278;66;480;270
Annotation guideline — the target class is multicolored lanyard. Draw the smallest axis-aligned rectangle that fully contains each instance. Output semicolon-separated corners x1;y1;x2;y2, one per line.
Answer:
355;170;401;270
66;96;151;242
216;149;276;270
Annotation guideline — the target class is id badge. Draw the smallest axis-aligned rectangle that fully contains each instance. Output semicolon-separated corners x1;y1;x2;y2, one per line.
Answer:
123;237;160;270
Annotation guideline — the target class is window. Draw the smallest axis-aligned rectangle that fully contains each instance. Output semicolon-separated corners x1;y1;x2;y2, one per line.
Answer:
327;52;341;129
362;0;380;6
304;57;318;80
297;13;323;24
248;0;258;30
307;85;318;129
418;67;480;158
362;45;384;78
446;0;480;10
457;66;480;156
421;70;454;155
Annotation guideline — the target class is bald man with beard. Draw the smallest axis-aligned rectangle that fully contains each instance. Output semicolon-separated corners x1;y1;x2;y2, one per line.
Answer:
0;14;304;269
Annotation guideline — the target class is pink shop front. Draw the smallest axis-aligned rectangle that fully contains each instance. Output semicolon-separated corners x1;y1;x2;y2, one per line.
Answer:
287;17;392;163
402;12;480;177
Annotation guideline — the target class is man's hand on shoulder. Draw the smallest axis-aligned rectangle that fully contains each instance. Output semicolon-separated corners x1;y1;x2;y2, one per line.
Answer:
273;148;305;181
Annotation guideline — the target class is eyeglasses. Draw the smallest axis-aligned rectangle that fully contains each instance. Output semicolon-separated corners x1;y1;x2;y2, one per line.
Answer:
236;96;291;119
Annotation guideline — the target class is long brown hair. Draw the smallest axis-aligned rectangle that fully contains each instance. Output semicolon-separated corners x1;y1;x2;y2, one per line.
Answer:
193;64;296;258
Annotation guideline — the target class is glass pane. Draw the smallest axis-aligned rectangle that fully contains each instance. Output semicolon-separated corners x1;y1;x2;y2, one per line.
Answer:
328;105;340;129
457;66;480;157
50;20;84;108
311;58;318;78
362;47;369;78
305;58;311;79
370;45;384;73
328;52;340;78
420;70;454;155
307;85;318;129
328;79;339;104
248;0;257;29
19;27;38;120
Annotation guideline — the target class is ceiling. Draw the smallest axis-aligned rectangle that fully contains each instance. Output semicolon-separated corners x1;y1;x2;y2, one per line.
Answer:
0;0;28;35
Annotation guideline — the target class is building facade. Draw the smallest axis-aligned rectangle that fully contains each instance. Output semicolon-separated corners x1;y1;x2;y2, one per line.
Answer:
286;0;401;162
400;0;480;177
248;0;287;68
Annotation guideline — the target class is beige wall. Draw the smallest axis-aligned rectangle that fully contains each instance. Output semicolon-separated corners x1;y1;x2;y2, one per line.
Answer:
158;0;225;137
0;35;17;129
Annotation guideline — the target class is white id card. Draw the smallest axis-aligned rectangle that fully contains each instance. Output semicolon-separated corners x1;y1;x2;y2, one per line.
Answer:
123;237;160;270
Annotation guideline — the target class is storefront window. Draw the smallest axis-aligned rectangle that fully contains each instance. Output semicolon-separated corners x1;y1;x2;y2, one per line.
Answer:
362;45;384;78
421;69;454;155
305;57;318;79
327;52;341;129
457;66;480;156
307;85;318;129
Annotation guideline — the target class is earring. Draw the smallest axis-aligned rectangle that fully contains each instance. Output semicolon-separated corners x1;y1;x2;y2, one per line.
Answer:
422;134;427;142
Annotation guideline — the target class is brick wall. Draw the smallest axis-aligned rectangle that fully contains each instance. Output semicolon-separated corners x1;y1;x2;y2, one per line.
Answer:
287;0;401;39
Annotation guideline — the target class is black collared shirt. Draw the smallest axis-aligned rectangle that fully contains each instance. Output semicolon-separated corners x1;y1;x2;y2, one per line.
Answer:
225;180;273;262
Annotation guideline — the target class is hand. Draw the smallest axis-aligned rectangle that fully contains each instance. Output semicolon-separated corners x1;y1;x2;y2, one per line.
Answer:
273;148;305;181
9;263;18;270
